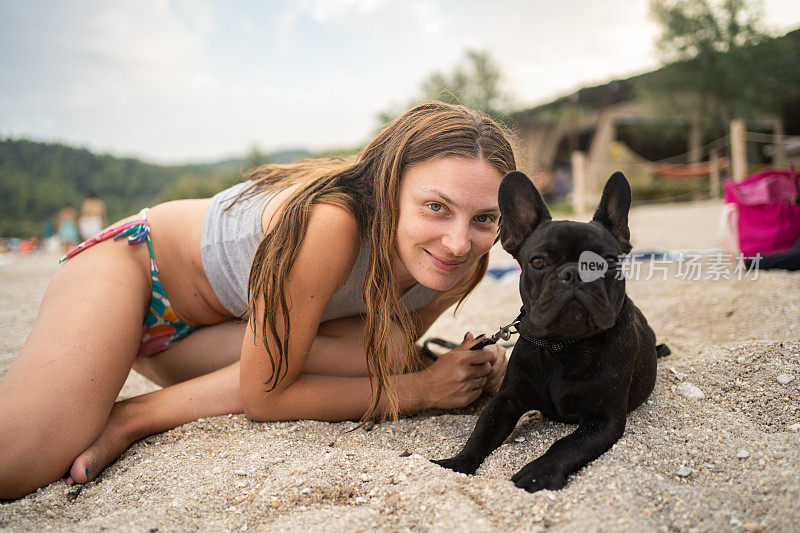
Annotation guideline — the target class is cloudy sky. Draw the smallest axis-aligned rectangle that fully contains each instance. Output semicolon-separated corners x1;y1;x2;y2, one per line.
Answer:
1;0;799;164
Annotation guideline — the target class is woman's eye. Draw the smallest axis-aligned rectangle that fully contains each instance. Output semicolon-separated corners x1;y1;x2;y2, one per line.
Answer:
428;203;443;213
474;214;495;224
531;257;546;269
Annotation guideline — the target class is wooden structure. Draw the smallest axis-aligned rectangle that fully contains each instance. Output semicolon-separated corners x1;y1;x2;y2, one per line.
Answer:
512;79;787;200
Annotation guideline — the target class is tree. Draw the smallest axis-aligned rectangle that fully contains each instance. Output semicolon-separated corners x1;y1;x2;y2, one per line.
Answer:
378;50;515;126
245;144;270;172
644;0;775;132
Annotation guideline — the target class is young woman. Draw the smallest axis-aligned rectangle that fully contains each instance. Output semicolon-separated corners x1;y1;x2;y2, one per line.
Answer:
0;102;515;499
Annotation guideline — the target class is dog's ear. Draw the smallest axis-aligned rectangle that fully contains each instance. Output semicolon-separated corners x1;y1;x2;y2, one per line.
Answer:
592;172;632;254
498;171;551;256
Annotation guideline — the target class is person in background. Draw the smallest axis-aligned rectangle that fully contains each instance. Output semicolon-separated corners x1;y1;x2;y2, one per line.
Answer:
42;218;54;240
55;203;79;254
78;191;108;240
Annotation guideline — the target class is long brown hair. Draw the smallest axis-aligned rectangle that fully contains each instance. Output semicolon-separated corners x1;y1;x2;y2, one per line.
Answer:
242;102;516;421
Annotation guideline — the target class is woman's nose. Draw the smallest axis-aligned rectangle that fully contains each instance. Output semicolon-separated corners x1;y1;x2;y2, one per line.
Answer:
441;222;471;257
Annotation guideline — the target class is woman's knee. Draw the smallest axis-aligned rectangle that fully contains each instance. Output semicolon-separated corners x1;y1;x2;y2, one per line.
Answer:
306;316;409;376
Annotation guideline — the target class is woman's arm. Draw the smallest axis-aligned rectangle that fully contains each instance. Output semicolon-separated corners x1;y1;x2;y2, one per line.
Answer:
239;202;363;420
241;362;432;421
243;329;495;421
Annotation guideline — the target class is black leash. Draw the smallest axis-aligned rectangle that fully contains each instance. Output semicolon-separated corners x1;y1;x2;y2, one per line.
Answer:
422;307;576;360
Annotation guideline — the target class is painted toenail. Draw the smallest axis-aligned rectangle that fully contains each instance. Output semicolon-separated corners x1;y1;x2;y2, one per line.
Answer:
85;467;90;480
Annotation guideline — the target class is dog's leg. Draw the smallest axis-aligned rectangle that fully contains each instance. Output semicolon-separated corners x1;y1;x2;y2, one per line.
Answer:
511;414;626;492
433;391;527;475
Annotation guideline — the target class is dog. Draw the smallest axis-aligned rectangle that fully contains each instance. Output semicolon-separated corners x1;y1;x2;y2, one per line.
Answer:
434;170;668;492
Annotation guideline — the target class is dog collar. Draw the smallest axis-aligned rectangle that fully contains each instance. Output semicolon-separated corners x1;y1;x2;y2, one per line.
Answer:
516;330;575;352
512;308;576;353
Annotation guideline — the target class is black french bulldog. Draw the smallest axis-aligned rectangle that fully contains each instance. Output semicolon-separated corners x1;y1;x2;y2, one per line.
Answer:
434;170;668;492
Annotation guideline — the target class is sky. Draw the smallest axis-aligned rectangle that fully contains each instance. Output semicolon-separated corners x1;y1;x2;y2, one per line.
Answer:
1;0;799;164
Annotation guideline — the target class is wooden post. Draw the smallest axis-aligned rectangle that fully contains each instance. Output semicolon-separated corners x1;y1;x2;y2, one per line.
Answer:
709;150;721;199
689;115;702;165
731;119;747;182
586;112;616;203
774;118;786;168
571;151;587;216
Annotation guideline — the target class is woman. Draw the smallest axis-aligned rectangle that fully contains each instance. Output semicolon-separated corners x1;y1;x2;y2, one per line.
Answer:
0;102;514;499
78;191;108;241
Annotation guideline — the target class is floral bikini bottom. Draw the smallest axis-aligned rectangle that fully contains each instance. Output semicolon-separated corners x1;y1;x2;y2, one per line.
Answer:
60;209;198;357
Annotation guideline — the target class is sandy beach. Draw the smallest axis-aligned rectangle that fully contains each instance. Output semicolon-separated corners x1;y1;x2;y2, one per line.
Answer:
1;198;798;532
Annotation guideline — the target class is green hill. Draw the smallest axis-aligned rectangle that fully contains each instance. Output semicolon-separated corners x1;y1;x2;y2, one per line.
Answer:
0;140;316;237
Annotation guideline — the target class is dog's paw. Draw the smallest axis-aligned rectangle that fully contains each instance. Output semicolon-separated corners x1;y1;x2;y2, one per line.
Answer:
432;455;479;475
510;460;567;492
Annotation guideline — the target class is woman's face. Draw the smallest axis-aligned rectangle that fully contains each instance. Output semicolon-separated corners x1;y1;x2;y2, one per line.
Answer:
394;156;504;292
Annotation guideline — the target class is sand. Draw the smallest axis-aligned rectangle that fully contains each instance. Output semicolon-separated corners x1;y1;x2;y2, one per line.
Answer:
1;198;798;532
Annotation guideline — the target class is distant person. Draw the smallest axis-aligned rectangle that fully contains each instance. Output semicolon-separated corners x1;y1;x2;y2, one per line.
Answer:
42;218;54;240
55;203;79;254
78;191;108;240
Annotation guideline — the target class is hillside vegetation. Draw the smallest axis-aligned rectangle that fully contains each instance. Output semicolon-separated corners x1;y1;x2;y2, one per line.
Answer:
0;140;314;237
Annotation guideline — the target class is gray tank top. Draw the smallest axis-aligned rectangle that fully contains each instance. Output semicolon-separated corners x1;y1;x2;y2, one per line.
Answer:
200;181;438;320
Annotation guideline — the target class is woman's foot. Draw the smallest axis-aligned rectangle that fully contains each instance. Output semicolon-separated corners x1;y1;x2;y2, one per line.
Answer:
66;400;138;485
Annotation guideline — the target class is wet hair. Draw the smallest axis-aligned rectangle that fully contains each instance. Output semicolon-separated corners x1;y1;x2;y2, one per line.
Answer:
242;101;516;421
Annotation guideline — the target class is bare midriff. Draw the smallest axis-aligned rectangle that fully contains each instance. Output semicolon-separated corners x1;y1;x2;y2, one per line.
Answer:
145;199;228;327
145;184;303;328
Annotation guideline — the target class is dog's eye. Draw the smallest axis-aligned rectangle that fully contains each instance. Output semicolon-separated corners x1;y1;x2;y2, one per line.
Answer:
605;256;619;267
531;257;546;269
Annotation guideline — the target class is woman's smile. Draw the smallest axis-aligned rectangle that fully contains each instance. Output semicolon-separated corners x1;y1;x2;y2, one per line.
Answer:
424;249;466;271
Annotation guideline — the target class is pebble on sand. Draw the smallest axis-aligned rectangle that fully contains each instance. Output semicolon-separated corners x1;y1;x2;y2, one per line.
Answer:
736;449;750;459
676;467;694;478
676;382;705;400
776;373;794;385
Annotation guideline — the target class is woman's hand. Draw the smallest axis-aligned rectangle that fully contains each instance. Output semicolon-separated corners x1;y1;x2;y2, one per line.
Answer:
421;333;498;409
482;341;508;395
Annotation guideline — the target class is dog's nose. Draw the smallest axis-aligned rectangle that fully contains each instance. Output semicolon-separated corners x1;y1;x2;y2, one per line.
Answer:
557;266;578;284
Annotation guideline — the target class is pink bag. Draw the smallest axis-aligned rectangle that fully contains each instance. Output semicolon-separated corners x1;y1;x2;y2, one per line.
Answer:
724;168;800;256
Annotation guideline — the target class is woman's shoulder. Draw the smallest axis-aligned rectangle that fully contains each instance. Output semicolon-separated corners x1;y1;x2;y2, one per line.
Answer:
303;202;362;266
270;199;362;294
308;202;360;238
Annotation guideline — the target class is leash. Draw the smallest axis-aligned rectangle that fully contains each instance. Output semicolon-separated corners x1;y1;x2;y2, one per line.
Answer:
422;307;575;360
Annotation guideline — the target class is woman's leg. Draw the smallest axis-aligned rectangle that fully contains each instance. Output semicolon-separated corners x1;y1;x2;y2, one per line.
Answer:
130;315;397;388
132;320;247;387
0;240;150;499
66;315;408;485
67;361;243;485
66;321;251;483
